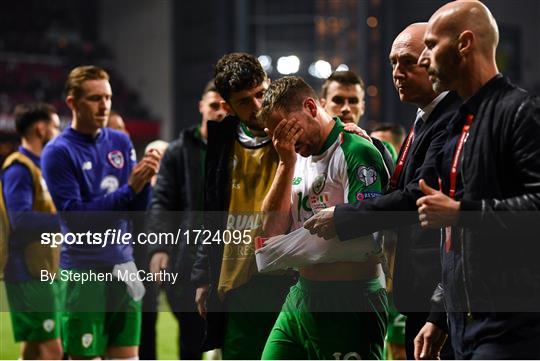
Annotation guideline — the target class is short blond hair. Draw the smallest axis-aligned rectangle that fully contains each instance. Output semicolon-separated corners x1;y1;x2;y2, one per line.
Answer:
65;65;109;99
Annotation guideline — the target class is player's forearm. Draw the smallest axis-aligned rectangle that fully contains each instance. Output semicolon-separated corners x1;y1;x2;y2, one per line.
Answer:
262;161;294;236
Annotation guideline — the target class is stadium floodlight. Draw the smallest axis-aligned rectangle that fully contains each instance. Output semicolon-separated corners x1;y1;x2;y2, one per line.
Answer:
308;60;332;79
336;64;349;71
276;55;300;75
258;55;272;72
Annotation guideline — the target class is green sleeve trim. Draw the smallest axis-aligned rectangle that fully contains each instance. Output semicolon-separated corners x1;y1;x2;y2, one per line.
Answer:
381;140;398;164
240;122;255;138
316;117;343;155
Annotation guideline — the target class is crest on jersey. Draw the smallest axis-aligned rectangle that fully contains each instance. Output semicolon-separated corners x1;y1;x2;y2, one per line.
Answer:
107;150;124;169
357;166;377;187
81;333;93;348
100;175;119;194
43;319;55;333
312;174;326;195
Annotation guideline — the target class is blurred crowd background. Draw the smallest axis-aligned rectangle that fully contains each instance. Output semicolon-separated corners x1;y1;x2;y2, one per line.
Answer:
0;0;538;160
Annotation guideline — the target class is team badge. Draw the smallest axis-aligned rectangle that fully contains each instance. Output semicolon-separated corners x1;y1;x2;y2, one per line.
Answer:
100;175;119;194
107;150;125;169
357;166;377;187
42;319;55;333
312;174;326;195
81;333;93;348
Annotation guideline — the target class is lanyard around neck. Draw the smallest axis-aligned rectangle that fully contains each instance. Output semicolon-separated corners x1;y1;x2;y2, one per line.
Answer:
448;114;474;199
390;125;415;189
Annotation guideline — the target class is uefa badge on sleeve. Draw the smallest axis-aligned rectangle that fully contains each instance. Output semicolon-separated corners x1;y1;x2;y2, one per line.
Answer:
357;166;377;187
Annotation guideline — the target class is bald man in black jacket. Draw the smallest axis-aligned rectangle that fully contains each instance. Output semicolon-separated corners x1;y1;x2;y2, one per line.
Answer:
304;23;460;359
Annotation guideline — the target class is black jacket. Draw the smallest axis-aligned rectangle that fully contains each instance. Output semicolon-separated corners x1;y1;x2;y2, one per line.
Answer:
190;116;239;289
334;92;461;317
435;75;540;313
146;125;206;279
189;115;239;350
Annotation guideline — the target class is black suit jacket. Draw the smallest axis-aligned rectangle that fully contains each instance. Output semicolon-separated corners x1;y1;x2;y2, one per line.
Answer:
334;91;461;315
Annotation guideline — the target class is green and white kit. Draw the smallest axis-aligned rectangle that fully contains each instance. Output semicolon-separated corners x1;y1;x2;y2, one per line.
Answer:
291;118;388;227
262;118;390;360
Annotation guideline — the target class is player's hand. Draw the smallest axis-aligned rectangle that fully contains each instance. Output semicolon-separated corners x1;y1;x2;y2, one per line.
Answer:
343;123;372;143
265;118;303;166
195;284;209;319
414;322;447;360
303;206;336;240
416;179;460;229
149;252;169;285
128;148;163;193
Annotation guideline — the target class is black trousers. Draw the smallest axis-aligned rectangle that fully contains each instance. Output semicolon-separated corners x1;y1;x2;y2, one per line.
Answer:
448;312;540;360
166;282;206;360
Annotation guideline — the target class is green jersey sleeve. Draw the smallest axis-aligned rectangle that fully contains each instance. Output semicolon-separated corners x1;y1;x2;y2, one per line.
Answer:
340;132;389;204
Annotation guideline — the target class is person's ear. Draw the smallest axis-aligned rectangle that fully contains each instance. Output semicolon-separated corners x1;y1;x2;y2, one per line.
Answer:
34;121;47;139
320;97;327;108
222;100;235;116
458;30;474;57
66;95;76;111
198;100;204;114
304;97;318;117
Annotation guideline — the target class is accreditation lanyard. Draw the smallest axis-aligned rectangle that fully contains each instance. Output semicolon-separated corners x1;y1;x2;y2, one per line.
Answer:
390;125;415;189
445;114;474;252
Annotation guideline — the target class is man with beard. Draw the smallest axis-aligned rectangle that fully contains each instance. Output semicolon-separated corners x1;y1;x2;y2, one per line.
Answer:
304;22;460;359
259;75;389;360
1;102;61;360
415;1;540;359
190;53;296;359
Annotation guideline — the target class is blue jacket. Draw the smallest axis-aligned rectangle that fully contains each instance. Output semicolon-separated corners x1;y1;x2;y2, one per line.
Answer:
42;127;150;269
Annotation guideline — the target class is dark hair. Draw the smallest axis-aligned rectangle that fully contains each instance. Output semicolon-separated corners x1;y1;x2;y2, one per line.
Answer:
321;70;365;99
14;102;57;136
65;65;109;99
202;78;218;96
214;53;267;102
371;122;406;144
258;76;318;126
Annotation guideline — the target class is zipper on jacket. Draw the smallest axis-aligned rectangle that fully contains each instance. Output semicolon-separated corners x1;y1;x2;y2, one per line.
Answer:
460;151;473;319
459;228;473;319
